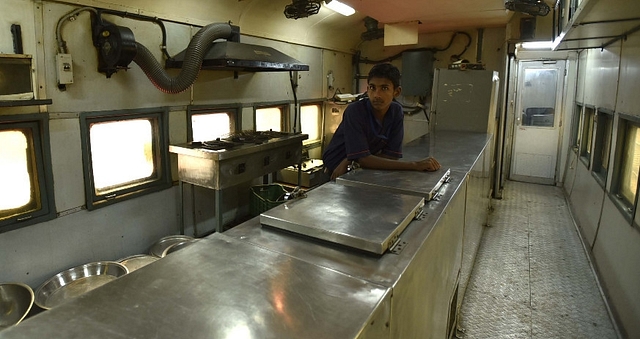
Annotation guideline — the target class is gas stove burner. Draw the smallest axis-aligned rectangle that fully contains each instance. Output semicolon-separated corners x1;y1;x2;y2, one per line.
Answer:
192;138;241;151
226;130;293;144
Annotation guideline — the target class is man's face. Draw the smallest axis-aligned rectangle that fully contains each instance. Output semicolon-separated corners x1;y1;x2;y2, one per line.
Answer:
367;77;401;114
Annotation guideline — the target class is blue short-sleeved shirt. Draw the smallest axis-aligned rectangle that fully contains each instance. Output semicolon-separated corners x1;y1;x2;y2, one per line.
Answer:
322;99;404;171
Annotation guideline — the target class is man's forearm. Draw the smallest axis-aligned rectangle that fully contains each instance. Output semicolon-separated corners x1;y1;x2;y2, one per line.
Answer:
356;154;418;170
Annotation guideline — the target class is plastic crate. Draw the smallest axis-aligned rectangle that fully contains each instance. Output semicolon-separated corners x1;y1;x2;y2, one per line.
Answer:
250;184;289;216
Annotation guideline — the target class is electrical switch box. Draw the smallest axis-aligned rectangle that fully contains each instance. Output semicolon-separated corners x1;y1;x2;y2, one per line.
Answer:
56;54;73;85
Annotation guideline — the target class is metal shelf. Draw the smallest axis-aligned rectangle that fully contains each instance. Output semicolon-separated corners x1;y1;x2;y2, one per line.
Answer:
553;0;640;50
0;99;52;107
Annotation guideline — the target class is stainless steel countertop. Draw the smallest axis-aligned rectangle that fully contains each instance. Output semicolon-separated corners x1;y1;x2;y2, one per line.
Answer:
226;170;467;289
169;133;308;161
403;131;491;172
0;234;390;339
260;183;425;254
225;131;492;288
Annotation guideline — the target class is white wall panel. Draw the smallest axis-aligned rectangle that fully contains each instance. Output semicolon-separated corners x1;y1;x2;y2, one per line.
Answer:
568;161;605;247
616;32;640;116
575;50;587;103
582;43;621;110
49;116;85;212
594;197;640;338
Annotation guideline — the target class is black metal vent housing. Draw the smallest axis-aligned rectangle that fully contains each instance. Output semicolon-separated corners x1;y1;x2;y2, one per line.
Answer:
91;16;137;78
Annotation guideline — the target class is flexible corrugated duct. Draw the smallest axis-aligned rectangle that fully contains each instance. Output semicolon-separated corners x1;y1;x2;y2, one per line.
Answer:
133;23;232;94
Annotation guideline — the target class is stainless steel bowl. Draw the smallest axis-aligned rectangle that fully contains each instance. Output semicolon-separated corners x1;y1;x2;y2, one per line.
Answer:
0;283;34;329
149;235;194;258
160;239;198;257
34;261;128;310
117;254;159;272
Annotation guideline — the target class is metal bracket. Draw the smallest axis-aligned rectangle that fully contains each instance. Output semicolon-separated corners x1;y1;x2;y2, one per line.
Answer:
389;238;408;255
427;168;451;201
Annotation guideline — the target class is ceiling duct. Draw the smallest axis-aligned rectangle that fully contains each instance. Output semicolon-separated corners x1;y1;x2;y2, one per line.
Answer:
284;0;322;19
361;17;384;41
505;0;551;16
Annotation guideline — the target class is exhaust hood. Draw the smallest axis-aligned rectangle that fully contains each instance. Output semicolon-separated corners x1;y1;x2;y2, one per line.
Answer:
165;40;309;72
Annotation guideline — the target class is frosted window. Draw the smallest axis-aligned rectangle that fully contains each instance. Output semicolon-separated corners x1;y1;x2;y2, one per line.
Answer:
89;119;155;194
0;131;31;210
192;113;231;141
256;107;282;132
301;104;320;143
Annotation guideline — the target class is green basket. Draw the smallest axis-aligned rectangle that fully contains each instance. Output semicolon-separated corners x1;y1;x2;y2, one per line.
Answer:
250;184;289;216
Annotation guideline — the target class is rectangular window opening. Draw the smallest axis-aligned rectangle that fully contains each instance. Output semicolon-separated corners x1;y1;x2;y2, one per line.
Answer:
580;106;595;166
300;103;321;144
256;106;286;132
190;110;235;142
0;115;55;232
592;109;613;185
81;108;171;210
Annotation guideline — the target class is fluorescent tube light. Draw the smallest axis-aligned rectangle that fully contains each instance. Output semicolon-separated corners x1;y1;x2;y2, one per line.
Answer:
520;41;554;50
324;0;355;16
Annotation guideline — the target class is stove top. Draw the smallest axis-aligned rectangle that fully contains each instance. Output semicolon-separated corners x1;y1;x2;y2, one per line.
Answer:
192;131;295;150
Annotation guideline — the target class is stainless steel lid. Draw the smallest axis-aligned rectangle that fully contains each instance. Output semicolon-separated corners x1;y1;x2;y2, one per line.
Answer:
260;183;424;254
337;167;451;201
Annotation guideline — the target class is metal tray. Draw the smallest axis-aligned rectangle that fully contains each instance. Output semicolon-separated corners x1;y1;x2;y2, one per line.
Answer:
149;235;194;258
160;239;198;257
34;261;128;310
117;254;159;272
260;183;425;254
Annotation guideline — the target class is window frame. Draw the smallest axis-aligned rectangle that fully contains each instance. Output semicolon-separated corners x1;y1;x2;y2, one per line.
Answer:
591;108;614;187
609;113;640;222
579;105;596;168
187;104;239;142
0;113;56;233
254;102;290;132
79;107;171;210
570;102;583;152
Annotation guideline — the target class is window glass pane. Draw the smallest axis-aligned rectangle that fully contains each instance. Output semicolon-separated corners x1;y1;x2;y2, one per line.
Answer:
572;104;582;147
192;113;231;141
256;107;282;132
0;130;31;210
520;68;557;127
90;119;154;194
620;124;640;204
600;115;613;172
301;104;320;142
582;107;595;158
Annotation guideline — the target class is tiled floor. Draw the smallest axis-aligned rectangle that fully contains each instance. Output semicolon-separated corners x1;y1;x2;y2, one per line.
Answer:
458;181;620;339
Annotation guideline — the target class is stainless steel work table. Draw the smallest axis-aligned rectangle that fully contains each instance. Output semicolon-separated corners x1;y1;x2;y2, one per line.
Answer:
225;173;465;286
224;131;492;337
0;234;391;339
225;131;491;289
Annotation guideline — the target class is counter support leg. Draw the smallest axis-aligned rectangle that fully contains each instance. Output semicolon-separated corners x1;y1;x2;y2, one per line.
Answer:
179;180;184;235
215;189;223;233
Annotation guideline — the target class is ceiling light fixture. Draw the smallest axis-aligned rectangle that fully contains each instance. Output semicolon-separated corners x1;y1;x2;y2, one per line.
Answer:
520;41;554;49
324;0;355;16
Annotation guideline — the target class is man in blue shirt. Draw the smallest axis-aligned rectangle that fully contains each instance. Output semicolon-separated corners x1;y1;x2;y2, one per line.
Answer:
323;63;440;180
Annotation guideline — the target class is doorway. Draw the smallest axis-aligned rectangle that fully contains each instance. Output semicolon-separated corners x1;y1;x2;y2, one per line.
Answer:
510;60;566;185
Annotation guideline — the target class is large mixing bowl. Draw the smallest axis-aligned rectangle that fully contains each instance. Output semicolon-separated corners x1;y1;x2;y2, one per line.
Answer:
117;254;159;272
34;261;128;310
149;235;194;258
0;282;34;329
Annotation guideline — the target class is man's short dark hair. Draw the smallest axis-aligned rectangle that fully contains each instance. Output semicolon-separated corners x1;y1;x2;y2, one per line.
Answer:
368;63;401;89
